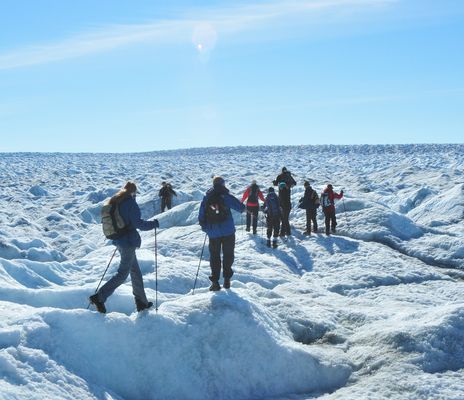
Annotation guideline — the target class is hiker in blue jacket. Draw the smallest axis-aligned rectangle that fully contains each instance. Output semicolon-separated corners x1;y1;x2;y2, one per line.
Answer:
89;181;159;313
198;176;245;291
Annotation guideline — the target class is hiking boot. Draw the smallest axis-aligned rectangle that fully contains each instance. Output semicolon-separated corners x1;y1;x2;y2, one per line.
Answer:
272;239;278;249
253;230;257;235
209;281;221;291
246;227;250;232
303;230;310;236
223;278;231;289
266;239;271;247
89;294;106;314
135;299;154;312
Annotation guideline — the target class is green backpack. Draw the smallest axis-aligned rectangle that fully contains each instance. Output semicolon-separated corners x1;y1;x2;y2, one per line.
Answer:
101;202;129;239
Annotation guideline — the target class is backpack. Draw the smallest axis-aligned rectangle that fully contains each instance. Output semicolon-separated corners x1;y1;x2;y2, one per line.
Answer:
265;193;281;217
101;202;130;239
321;192;332;208
205;193;229;224
248;185;259;203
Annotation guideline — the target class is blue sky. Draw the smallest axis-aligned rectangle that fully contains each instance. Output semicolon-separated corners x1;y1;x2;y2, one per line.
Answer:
0;0;463;152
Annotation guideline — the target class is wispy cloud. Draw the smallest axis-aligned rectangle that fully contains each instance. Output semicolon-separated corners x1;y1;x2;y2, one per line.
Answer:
0;0;396;70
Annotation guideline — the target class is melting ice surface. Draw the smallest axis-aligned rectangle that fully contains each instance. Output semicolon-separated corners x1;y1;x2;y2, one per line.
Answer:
0;145;463;400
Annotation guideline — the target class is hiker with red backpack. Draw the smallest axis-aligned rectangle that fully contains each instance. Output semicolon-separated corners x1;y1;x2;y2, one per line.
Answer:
320;184;344;235
241;180;265;234
198;176;245;291
90;181;159;313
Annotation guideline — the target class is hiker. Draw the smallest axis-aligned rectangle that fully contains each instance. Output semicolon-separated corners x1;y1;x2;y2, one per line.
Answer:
273;167;297;190
159;181;177;212
198;176;245;291
241;179;265;234
89;181;159;313
278;181;292;236
263;187;281;248
321;184;344;235
299;181;320;235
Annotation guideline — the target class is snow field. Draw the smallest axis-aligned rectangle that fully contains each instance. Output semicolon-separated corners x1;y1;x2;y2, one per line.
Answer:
1;145;464;399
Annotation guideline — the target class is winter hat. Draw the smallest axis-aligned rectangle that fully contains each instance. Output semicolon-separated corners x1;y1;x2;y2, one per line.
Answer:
282;167;287;173
251;179;257;185
213;176;225;187
304;181;310;187
327;184;333;190
268;187;274;193
279;182;286;189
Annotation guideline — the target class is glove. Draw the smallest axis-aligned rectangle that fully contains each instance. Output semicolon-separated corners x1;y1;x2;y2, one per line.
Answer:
260;205;265;211
200;224;207;233
153;219;160;229
340;190;344;195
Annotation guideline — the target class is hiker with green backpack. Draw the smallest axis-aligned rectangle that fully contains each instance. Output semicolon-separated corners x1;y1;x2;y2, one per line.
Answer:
90;181;159;313
198;176;245;291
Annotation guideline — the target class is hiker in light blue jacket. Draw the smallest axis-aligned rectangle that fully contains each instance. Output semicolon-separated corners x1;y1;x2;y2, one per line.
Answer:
198;176;245;291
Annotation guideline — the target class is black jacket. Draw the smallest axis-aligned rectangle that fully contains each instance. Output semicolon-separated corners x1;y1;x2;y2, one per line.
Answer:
159;185;177;199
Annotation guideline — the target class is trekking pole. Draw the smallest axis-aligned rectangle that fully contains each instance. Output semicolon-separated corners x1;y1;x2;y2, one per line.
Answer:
87;247;117;309
192;233;208;294
155;227;158;313
341;197;351;232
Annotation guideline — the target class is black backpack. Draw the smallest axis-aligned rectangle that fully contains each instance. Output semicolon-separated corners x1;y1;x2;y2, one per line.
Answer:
248;184;259;203
205;192;229;224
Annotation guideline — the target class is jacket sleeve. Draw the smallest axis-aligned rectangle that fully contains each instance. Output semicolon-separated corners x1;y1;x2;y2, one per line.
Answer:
241;188;250;203
198;198;207;227
225;194;245;213
333;192;343;200
158;188;163;197
258;190;265;202
289;175;297;187
128;200;156;231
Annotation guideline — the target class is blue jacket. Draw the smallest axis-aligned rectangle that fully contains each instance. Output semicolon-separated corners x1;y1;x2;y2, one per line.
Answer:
264;192;281;217
198;185;245;239
112;196;158;248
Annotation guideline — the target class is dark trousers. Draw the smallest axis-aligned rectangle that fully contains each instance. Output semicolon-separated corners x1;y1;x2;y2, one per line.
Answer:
324;210;337;234
280;207;291;236
246;205;259;233
161;196;172;212
306;209;318;232
266;215;280;239
208;234;235;282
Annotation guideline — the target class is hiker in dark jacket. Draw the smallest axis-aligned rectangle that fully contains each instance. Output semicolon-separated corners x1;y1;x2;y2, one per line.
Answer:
159;181;177;212
273;167;297;189
321;184;343;235
278;181;292;236
241;180;265;234
299;181;320;235
89;181;159;314
198;176;245;291
263;187;281;248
